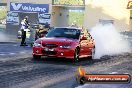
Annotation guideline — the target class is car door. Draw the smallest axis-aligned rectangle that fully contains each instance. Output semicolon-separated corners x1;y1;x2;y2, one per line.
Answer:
79;32;89;56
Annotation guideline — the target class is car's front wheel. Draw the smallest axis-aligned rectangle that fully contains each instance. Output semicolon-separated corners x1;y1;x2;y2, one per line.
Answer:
74;48;80;62
33;55;41;60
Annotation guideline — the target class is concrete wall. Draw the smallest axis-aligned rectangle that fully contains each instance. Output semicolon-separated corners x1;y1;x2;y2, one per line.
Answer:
51;6;69;27
130;10;132;31
1;0;7;3
84;0;130;32
51;6;60;27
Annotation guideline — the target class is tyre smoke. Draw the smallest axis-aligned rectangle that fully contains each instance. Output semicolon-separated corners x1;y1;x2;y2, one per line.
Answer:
90;23;131;59
0;31;10;42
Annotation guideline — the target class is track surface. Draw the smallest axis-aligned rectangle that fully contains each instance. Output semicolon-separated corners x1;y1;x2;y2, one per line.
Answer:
0;32;131;88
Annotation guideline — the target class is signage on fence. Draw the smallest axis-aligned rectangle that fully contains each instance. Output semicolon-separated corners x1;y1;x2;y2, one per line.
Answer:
10;2;49;13
6;11;19;25
38;13;51;24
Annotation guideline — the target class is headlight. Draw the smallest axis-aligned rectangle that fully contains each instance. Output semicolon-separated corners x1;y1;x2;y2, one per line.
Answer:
33;42;41;47
60;45;71;49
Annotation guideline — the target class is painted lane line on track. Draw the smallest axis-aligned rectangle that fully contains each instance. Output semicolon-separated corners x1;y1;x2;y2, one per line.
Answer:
19;52;26;54
9;53;16;55
0;54;6;56
13;44;18;46
0;52;16;56
0;52;24;56
0;51;28;56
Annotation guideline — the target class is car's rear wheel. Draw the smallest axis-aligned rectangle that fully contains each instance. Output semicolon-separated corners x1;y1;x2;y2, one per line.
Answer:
33;55;41;60
74;48;80;62
91;47;95;59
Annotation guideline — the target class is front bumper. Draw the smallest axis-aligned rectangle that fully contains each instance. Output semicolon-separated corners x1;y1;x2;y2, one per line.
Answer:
32;46;75;59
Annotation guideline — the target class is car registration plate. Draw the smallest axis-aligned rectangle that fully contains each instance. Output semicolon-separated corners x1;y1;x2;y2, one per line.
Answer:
44;48;54;51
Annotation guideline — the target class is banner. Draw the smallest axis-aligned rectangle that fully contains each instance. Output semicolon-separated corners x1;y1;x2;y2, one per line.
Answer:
6;11;19;25
127;1;132;9
10;2;49;13
76;67;131;84
53;0;85;6
38;13;51;24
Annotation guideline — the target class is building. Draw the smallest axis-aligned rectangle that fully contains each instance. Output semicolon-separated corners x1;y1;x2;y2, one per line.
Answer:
6;0;85;36
0;0;7;26
0;0;7;6
5;0;132;36
84;0;132;31
0;0;7;3
6;0;52;35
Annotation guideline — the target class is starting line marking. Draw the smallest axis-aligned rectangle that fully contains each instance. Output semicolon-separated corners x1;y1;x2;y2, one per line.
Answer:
0;51;27;56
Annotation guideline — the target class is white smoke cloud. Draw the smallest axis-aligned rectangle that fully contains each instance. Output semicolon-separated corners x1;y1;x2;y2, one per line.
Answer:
0;31;10;42
90;23;131;59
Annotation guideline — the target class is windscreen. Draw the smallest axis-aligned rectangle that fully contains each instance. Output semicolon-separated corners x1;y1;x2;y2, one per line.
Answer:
46;28;81;39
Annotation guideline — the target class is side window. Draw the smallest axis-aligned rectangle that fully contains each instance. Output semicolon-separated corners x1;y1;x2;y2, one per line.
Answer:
81;32;84;35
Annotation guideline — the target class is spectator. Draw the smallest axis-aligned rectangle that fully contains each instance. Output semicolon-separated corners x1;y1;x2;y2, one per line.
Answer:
20;16;29;46
44;22;50;29
71;21;78;28
35;24;48;40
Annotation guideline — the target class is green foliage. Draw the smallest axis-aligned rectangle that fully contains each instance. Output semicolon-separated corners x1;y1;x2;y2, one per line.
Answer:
0;7;7;20
53;0;84;5
69;11;84;27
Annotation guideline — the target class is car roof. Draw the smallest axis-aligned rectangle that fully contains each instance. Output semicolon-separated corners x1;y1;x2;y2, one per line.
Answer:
54;27;82;30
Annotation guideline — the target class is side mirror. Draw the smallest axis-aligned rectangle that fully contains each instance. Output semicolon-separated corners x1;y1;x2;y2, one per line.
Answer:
81;36;87;40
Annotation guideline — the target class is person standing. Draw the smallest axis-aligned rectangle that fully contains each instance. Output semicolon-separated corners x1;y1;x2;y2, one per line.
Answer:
20;16;29;46
35;24;48;40
44;22;50;29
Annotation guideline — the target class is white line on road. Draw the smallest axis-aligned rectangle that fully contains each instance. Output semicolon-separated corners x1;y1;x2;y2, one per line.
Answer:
0;52;16;55
13;44;18;46
0;54;6;56
0;51;27;56
19;52;26;54
0;52;8;53
9;53;16;55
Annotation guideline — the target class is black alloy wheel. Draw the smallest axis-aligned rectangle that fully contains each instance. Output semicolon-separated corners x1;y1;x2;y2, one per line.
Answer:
91;47;95;59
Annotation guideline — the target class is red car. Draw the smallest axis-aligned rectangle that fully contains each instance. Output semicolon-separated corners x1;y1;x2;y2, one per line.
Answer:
32;27;95;62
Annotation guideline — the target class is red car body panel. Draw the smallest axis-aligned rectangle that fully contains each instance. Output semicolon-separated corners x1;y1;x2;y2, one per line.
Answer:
33;37;78;58
32;28;95;59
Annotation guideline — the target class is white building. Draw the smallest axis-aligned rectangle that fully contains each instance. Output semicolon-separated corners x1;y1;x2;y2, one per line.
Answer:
4;0;132;34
